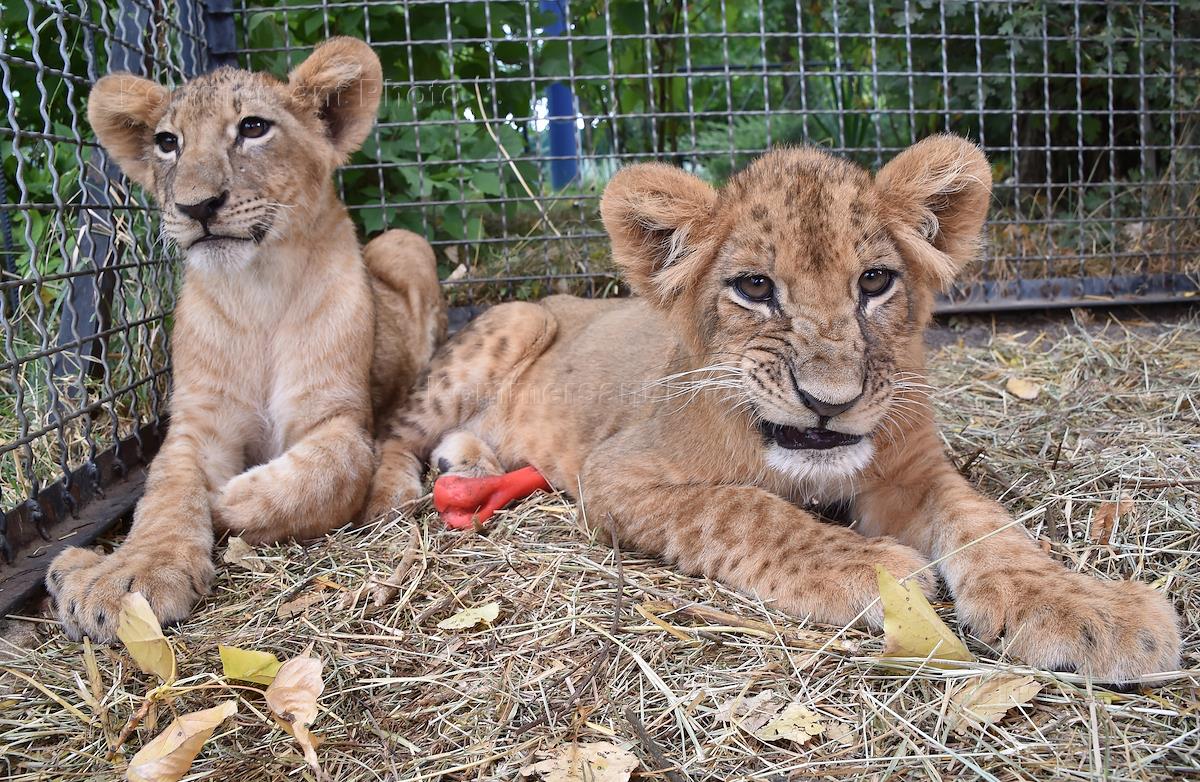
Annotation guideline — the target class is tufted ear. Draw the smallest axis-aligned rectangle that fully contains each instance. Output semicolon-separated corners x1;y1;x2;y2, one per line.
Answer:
288;36;382;162
876;134;992;290
600;163;720;307
87;73;170;189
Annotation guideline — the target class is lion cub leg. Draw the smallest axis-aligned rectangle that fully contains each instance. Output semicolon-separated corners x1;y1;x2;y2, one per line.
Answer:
214;416;374;544
365;302;557;518
46;416;242;642
364;229;448;421
580;437;936;628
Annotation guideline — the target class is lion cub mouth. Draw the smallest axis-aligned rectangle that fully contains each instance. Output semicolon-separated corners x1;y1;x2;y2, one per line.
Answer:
758;421;863;451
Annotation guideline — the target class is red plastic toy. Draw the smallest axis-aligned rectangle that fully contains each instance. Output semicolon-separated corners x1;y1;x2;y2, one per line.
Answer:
433;466;552;530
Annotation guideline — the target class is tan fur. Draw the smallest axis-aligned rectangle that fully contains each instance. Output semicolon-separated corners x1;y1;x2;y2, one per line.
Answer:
369;136;1180;682
47;38;446;642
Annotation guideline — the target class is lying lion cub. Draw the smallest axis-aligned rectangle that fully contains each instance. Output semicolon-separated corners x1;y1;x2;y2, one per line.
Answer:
369;135;1180;681
47;38;446;641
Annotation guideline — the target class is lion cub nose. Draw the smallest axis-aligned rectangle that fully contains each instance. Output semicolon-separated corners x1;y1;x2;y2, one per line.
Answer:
176;190;229;223
797;388;860;419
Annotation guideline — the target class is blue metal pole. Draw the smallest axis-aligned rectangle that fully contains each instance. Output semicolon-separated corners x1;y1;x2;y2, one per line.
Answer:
540;0;579;188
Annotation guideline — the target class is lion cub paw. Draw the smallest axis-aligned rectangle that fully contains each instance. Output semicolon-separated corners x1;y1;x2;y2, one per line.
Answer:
46;546;212;644
363;469;423;521
955;569;1180;682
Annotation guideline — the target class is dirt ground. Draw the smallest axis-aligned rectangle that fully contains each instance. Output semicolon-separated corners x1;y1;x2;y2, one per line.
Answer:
1;306;1197;781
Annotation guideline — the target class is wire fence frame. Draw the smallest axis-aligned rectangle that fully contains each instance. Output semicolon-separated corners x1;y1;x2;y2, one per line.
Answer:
1;0;207;546
227;0;1198;310
0;0;1197;534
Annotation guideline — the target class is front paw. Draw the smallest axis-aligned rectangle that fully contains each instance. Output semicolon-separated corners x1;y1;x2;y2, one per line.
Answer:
955;569;1180;682
213;467;274;542
363;468;422;521
46;546;212;643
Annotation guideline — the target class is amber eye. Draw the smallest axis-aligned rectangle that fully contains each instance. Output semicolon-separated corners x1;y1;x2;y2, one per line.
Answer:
154;132;178;154
238;116;272;139
859;268;894;297
733;274;774;302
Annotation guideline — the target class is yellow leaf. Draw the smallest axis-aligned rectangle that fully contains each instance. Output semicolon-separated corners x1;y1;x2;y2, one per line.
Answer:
947;674;1042;734
876;566;973;666
117;592;176;683
520;741;639;781
266;656;325;781
125;700;237;782
1004;377;1041;400
221;537;265;573
436;601;500;630
218;645;282;686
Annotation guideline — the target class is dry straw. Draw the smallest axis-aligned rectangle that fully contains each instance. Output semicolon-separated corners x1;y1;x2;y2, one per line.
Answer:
1;309;1197;780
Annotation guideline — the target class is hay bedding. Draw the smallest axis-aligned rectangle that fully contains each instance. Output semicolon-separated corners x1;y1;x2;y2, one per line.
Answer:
2;310;1198;781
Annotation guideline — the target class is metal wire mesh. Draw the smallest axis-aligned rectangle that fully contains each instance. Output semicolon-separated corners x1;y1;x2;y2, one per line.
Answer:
1;1;206;518
1;1;1198;522
227;0;1199;307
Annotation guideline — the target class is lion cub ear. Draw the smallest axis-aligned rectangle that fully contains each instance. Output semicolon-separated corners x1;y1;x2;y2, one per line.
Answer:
87;74;170;189
288;36;382;162
876;134;992;290
600;163;719;306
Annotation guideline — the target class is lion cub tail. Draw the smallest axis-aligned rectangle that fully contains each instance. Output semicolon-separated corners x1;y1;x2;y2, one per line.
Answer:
363;229;448;423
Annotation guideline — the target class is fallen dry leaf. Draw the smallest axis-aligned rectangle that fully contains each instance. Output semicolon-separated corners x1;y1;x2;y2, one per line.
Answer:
715;689;781;735
876;566;973;666
266;656;325;780
276;591;324;619
117;592;176;683
1004;376;1041;400
218;645;282;686
947;674;1043;734
221;537;264;573
755;700;825;745
125;700;237;782
1091;495;1134;545
716;691;824;745
520;741;639;781
437;601;500;630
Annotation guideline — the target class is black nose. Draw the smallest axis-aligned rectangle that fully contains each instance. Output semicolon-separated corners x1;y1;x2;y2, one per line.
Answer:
797;388;860;419
176;191;228;223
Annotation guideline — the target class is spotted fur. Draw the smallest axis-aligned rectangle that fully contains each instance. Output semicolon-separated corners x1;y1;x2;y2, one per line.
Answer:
368;135;1179;682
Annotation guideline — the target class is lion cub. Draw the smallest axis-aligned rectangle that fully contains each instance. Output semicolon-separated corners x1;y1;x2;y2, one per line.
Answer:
369;136;1180;681
47;38;446;641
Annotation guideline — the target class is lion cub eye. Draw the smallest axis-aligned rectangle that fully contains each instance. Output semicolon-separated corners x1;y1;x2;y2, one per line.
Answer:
859;268;894;297
733;274;774;302
238;116;272;139
154;132;178;154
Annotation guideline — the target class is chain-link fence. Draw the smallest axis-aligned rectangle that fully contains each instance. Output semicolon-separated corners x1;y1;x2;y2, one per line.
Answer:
227;0;1199;309
1;1;207;565
2;1;1198;557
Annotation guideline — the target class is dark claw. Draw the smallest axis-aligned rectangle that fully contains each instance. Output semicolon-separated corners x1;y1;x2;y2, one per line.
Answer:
68;599;79;617
95;610;106;627
123;576;135;593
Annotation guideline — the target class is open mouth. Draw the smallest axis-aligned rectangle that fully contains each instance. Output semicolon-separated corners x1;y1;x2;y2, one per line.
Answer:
189;233;245;247
758;420;863;450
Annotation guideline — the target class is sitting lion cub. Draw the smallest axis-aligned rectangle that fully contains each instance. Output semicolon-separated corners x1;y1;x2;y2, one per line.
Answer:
47;38;445;641
369;135;1180;681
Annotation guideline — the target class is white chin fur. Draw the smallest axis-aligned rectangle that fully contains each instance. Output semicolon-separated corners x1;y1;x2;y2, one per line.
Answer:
765;438;875;487
184;239;258;272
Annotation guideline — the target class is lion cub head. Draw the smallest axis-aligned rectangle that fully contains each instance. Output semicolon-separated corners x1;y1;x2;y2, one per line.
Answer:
601;136;991;482
87;37;381;270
